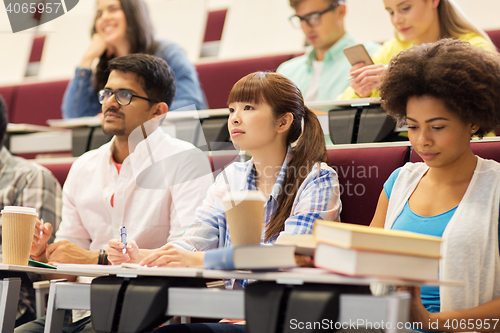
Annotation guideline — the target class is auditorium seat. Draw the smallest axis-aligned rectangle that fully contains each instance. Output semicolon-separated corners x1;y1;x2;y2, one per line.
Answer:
328;145;411;226
486;30;500;51
29;36;46;63
10;80;68;125
0;85;17;120
39;162;74;188
209;150;240;177
196;54;294;109
204;9;227;42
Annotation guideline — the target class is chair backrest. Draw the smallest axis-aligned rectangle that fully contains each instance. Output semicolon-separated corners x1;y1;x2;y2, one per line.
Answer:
29;36;46;63
410;140;500;163
208;150;240;177
328;145;410;226
10;80;69;125
0;85;18;120
486;30;500;51
204;9;227;42
196;54;293;109
39;162;74;188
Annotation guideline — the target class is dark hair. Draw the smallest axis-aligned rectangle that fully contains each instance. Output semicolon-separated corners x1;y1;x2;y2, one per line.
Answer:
380;39;500;137
107;54;176;107
0;96;8;146
289;0;340;8
92;0;159;94
227;72;327;241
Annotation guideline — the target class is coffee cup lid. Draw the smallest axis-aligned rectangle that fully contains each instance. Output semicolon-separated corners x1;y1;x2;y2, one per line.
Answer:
222;190;266;203
1;206;38;216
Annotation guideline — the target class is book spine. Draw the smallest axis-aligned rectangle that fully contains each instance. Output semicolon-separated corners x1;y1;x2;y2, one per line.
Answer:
203;247;235;270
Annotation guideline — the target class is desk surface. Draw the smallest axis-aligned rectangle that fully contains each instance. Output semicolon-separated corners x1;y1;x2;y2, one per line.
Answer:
52;264;462;287
0;264;102;277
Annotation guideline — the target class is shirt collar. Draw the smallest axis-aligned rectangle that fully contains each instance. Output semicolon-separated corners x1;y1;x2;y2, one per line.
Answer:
306;32;355;66
108;127;165;165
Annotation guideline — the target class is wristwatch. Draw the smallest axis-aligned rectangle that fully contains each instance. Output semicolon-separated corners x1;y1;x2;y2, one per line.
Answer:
98;249;108;265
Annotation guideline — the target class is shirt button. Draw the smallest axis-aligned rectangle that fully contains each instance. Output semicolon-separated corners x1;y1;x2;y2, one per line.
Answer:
114;223;119;228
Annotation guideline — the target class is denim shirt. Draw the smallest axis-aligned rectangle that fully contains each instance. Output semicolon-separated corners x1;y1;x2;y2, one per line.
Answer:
61;39;208;118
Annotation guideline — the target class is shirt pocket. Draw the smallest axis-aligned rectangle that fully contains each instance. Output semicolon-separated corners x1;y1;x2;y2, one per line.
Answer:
129;188;167;229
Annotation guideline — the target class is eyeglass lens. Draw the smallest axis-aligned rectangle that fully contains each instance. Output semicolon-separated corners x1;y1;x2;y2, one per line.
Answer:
289;2;340;28
99;90;133;105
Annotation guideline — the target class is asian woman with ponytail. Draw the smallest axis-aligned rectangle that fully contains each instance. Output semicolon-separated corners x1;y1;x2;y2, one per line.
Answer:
106;71;341;332
107;71;341;269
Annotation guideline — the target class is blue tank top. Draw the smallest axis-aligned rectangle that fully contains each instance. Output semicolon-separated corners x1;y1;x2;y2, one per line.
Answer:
384;167;500;313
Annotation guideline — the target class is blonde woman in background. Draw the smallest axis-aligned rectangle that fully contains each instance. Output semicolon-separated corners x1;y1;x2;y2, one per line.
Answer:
339;0;495;99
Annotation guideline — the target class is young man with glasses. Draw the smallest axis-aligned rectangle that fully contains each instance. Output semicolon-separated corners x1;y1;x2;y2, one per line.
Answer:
16;54;213;333
277;0;381;102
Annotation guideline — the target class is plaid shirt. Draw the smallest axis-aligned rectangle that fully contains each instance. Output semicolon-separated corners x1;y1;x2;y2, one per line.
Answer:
0;147;62;238
173;149;341;288
0;146;62;319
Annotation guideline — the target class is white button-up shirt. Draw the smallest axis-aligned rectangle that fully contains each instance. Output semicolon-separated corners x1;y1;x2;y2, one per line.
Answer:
55;128;213;250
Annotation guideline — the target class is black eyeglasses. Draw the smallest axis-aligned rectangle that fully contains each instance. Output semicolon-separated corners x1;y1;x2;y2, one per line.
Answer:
289;1;343;29
98;89;158;106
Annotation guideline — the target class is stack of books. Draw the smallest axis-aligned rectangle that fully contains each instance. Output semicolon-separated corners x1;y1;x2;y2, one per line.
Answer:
278;221;442;280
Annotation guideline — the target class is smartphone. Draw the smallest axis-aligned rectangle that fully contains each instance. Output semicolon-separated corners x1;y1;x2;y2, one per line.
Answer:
343;44;374;66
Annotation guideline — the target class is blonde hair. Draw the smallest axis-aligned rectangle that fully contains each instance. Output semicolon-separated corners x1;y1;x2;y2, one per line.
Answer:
438;0;492;42
396;0;493;47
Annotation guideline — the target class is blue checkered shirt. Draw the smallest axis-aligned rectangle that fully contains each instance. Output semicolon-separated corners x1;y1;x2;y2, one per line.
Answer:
173;149;341;288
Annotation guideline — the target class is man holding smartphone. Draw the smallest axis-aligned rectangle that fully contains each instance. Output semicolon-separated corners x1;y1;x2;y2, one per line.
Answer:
277;0;380;102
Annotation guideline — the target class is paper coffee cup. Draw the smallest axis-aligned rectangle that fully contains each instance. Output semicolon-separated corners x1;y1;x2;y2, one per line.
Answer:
1;206;37;266
222;191;266;246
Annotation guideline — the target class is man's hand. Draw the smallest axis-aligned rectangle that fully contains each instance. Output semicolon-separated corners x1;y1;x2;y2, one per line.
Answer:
46;240;99;264
30;219;53;262
107;239;141;265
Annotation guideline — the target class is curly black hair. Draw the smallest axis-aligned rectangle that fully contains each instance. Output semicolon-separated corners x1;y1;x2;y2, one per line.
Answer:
380;38;500;137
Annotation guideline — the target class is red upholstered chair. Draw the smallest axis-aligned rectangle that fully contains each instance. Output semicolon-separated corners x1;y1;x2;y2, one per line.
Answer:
410;140;500;163
196;54;294;109
39;162;73;187
209;151;240;177
29;36;46;63
10;80;69;125
328;145;410;226
0;85;18;120
204;10;227;42
486;30;500;52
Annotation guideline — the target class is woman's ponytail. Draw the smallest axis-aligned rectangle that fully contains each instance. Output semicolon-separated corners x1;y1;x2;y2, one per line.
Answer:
265;105;328;241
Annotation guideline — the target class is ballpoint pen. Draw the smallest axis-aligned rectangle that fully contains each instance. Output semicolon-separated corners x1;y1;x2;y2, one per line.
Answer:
39;219;44;240
120;226;127;254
